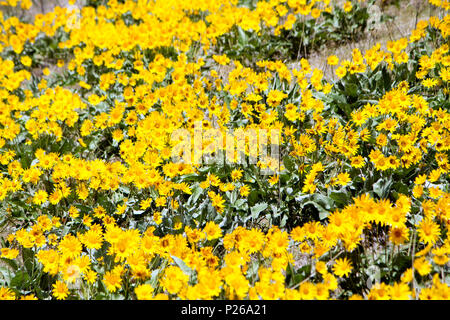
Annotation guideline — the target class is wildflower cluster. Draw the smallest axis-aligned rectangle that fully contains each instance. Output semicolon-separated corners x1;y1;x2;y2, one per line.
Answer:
0;0;448;300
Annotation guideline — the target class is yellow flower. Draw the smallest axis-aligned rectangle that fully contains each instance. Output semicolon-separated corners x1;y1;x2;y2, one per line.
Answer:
0;248;19;259
231;168;243;181
63;264;81;283
298;281;316;300
58;234;82;258
240;184;250;197
84;269;97;284
140;198;153;210
112;129;124;142
343;1;353;13
337;172;351;186
332;257;353;277
203;221;222;241
413;185;424;198
268;175;279;185
20;56;32;67
212;54;230;66
153;211;162;225
432;247;449;265
389;282;412;300
417;218;440;245
103;270;122;292
336;66;347;78
79;229;103;250
350;155;365;168
401;268;413;283
414;257;432;276
135;284;154;300
368;283;391;300
0;287;16;300
389;226;409;245
208;191;225;213
33;190;48;205
327;55;339;66
315;261;327;274
52;280;69;300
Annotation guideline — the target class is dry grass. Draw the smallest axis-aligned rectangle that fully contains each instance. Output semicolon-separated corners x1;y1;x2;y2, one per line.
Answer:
29;0;83;15
305;0;441;80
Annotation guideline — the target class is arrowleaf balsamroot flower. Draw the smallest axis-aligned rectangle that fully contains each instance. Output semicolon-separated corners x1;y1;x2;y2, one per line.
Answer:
52;281;69;300
332;257;353;278
417;218;441;245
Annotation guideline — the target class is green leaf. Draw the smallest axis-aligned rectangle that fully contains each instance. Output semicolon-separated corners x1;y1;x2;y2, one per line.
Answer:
283;155;296;172
248;190;259;206
250;202;268;220
171;255;193;277
303;201;329;220
0;258;18;271
237;27;248;46
329;190;349;207
22;248;35;274
345;82;358;97
178;173;203;182
10;270;30;289
0;266;12;284
373;177;392;198
187;184;203;206
313;194;334;210
246;260;259;279
392;182;409;196
233;198;247;210
147;269;161;288
382;67;391;91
